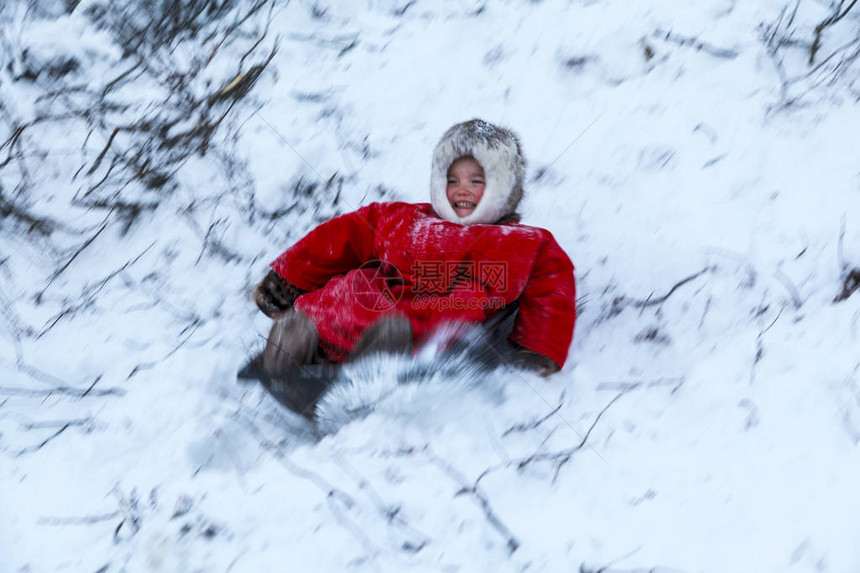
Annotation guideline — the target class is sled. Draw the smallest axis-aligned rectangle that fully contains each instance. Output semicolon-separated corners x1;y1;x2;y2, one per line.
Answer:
238;304;520;422
237;354;338;419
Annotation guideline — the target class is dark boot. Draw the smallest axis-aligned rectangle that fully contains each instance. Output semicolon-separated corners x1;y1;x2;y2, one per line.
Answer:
252;311;330;419
347;315;413;363
262;365;338;420
263;310;318;376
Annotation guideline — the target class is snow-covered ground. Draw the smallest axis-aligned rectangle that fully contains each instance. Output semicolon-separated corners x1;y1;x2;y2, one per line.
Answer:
1;0;859;571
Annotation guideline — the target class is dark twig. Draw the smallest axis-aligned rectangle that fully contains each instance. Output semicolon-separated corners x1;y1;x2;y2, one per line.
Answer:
835;268;860;302
425;448;520;554
762;0;860;108
502;400;563;436
0;385;124;399
37;218;110;301
86;127;122;176
519;391;626;484
238;415;385;557
17;423;72;455
38;241;156;335
37;512;121;526
810;0;859;64
612;268;708;313
330;452;431;552
0;190;57;237
654;28;739;59
475;391;627;489
773;268;803;308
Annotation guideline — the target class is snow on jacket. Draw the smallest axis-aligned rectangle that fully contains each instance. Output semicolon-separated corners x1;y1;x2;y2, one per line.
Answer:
271;201;576;368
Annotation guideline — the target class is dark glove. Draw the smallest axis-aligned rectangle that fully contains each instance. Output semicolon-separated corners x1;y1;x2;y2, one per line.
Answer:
508;342;560;377
253;269;308;318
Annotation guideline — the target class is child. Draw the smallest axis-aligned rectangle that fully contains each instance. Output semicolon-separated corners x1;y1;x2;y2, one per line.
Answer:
252;119;576;404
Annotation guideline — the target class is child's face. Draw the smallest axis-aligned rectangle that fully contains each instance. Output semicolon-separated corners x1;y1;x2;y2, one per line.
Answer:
446;156;485;219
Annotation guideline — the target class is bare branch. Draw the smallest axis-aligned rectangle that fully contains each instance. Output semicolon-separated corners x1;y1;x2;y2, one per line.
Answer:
0;189;57;237
810;0;859;63
835;268;860;302
16;423;72;455
0;385;124;399
475;391;627;490
37;512;121;526
502;399;564;436
425;448;520;554
653;28;739;59
37;218;110;301
611;268;709;315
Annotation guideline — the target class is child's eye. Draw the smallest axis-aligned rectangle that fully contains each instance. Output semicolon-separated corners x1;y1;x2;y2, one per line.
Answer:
447;179;457;185
472;179;485;185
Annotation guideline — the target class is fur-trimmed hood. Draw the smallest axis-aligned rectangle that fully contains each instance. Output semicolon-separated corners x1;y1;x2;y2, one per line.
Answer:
430;119;526;225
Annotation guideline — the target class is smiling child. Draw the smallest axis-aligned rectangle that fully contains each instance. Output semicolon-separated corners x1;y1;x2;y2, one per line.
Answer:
251;119;576;408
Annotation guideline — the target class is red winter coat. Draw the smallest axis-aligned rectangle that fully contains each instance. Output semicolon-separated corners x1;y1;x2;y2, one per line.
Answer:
271;202;576;368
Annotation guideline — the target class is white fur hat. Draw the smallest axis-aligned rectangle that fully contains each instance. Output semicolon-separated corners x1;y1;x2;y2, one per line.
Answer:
430;119;526;225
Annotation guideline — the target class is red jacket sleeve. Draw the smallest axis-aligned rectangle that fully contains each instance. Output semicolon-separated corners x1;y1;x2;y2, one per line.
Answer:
270;203;381;291
509;233;576;369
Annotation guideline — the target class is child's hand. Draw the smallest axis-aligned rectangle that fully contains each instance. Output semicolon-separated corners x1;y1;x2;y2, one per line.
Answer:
509;345;561;377
253;270;307;318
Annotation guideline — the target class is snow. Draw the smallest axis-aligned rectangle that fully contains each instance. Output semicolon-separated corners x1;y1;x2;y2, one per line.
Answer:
1;0;859;572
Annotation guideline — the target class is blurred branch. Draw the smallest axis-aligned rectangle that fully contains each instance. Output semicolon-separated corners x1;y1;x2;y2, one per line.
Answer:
330;451;431;553
425;448;520;554
773;268;803;308
16;422;74;455
0;188;57;236
475;391;626;489
835;268;860;302
37;241;156;335
237;415;384;556
502;399;563;436
610;268;709;316
762;0;860;107
37;219;109;301
0;382;124;399
37;512;121;526
810;0;858;64
653;28;739;59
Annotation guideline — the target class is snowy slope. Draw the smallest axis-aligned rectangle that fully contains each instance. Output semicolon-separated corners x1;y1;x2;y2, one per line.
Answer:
1;0;859;572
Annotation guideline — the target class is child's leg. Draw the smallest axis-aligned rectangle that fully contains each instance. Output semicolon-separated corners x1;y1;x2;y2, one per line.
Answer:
263;310;319;375
347;314;412;363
